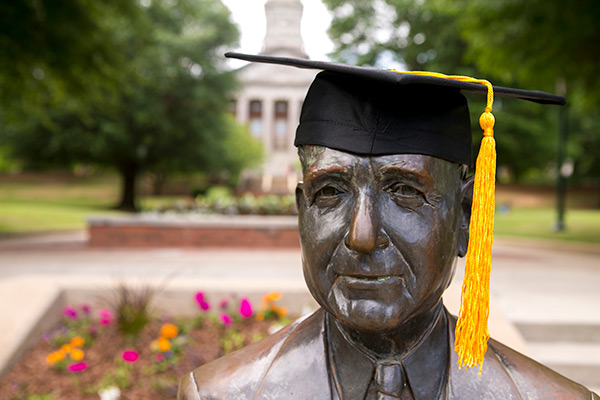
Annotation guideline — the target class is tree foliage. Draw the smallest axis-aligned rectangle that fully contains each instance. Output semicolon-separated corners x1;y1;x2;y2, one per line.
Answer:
437;0;600;106
0;0;142;110
322;0;600;184
1;0;263;210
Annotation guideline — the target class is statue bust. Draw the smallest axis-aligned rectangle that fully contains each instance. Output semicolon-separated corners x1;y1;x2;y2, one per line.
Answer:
178;53;598;400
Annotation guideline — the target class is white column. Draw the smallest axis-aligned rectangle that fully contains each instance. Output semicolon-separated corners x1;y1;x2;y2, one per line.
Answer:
236;94;248;125
288;96;301;155
263;96;274;155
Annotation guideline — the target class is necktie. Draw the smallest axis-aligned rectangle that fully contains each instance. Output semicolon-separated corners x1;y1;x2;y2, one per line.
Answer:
370;362;411;400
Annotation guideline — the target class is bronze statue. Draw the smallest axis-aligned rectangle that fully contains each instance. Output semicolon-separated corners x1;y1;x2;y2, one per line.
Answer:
178;53;598;400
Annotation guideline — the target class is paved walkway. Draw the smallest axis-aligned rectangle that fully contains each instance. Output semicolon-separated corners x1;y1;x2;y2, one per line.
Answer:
1;231;599;390
2;231;598;323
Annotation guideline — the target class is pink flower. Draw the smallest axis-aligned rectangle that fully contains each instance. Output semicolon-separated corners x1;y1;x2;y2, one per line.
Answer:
81;304;91;314
68;362;87;372
195;291;205;304
195;292;210;311
99;309;113;325
62;307;78;319
155;353;164;363
219;299;228;309
122;350;139;363
219;313;233;326
239;298;253;318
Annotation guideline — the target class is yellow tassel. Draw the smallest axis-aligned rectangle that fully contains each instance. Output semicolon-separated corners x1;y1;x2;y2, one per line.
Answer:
391;69;496;372
455;110;495;373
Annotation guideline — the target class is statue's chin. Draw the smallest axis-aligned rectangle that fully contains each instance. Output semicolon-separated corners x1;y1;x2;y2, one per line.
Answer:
325;287;410;333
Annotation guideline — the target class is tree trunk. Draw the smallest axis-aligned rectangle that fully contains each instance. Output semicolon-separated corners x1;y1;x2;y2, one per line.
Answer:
151;171;168;196
116;163;138;212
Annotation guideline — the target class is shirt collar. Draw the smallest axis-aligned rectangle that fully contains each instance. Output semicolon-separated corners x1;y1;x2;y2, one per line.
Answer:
326;304;449;400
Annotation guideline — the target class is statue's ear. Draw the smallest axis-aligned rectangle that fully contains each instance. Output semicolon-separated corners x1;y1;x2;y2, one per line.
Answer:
457;175;474;258
295;182;304;210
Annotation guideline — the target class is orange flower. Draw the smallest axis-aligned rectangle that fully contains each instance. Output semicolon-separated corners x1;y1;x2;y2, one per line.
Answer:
45;354;55;365
158;337;171;352
46;350;65;365
70;336;85;348
71;348;85;361
262;292;282;303
160;323;178;339
278;307;288;317
61;344;73;354
256;313;265;322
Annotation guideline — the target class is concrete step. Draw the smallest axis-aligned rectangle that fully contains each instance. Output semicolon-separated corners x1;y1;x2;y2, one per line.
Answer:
517;322;600;343
527;342;600;389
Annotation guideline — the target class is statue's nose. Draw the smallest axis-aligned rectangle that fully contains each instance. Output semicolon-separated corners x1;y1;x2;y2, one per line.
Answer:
344;193;389;253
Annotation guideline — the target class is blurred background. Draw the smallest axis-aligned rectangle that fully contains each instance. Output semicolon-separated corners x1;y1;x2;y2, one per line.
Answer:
0;0;598;238
0;0;599;397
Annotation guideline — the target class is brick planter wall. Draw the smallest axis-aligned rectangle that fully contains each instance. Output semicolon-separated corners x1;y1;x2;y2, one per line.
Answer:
88;215;300;248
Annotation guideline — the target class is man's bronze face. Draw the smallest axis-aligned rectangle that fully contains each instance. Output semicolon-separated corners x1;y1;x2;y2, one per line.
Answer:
296;146;471;333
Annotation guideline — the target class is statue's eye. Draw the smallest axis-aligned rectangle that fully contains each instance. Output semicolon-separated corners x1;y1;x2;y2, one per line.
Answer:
388;183;420;196
312;185;345;208
386;182;425;204
315;186;342;199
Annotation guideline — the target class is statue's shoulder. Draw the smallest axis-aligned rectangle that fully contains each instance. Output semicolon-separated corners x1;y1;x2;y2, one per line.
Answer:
446;311;597;399
178;309;327;400
487;337;597;399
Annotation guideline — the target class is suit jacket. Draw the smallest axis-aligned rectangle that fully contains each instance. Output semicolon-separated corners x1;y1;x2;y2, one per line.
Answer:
178;309;598;400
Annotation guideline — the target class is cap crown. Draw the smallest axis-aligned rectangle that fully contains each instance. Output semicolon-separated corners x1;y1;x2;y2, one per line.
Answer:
295;71;473;165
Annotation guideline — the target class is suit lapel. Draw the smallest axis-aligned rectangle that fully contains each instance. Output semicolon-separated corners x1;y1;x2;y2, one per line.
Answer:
256;309;333;400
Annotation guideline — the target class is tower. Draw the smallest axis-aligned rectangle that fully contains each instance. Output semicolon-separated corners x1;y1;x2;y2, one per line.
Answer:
233;0;317;193
262;0;307;58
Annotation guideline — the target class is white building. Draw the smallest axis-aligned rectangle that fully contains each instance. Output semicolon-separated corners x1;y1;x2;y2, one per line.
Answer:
231;0;318;194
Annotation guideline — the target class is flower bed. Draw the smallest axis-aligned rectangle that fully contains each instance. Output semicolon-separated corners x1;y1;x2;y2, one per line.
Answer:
0;290;292;400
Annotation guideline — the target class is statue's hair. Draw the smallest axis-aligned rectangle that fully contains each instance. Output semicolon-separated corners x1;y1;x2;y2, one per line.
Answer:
299;144;469;181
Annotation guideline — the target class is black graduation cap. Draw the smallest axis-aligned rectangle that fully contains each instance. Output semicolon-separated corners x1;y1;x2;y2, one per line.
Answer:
226;52;565;166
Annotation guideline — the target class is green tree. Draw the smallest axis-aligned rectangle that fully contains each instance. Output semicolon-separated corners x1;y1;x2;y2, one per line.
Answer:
436;0;600;105
0;0;144;111
1;0;263;210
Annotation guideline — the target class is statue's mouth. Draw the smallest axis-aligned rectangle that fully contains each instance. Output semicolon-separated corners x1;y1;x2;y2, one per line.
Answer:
338;275;404;290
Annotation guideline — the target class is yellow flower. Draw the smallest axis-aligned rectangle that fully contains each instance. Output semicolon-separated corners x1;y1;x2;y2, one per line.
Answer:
71;348;85;361
262;292;282;303
61;344;73;354
150;339;160;352
160;323;178;339
70;336;85;348
158;337;171;352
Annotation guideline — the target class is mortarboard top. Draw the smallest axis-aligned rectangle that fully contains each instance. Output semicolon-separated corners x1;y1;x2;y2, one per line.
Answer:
226;51;566;372
226;52;565;105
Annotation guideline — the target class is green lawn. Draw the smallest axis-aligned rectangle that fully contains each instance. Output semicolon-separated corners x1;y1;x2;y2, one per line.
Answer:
0;176;125;234
494;207;600;244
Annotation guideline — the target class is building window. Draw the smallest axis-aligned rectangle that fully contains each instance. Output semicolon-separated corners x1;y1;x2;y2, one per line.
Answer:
249;100;262;118
273;100;288;150
249;100;262;137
